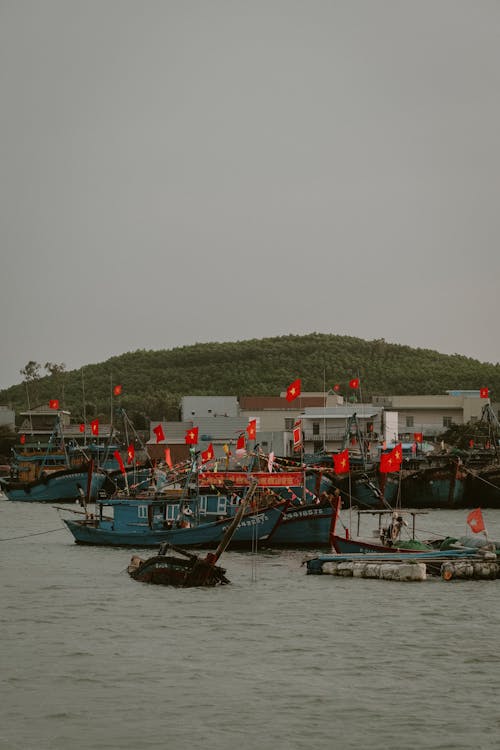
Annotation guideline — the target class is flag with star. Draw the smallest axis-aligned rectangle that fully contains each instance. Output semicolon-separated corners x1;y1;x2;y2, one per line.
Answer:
286;379;301;402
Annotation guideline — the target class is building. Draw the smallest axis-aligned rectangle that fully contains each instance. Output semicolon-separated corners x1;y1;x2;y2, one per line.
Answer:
296;405;384;457
17;405;114;448
239;392;343;456
372;390;488;441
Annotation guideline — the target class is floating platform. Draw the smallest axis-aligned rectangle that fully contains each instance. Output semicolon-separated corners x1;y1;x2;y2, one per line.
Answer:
304;549;499;581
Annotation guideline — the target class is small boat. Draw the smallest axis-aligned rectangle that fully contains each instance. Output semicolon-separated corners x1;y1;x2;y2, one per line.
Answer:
126;488;255;587
127;547;231;587
330;496;441;555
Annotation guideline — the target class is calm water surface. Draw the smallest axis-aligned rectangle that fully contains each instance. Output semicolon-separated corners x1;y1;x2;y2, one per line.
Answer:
1;498;500;750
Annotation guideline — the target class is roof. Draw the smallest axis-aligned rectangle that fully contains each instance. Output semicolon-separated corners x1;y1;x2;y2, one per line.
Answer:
239;396;326;410
302;407;381;419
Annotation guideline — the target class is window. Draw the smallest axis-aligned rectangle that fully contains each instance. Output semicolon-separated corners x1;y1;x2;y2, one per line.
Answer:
138;505;148;519
405;416;414;427
443;417;452;428
284;418;294;430
313;422;320;435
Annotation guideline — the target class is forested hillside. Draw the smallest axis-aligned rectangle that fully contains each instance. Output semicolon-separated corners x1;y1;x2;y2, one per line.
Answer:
1;334;499;426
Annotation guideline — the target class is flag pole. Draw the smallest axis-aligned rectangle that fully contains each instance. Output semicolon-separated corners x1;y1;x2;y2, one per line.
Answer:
323;366;327;452
81;368;87;447
110;374;113;431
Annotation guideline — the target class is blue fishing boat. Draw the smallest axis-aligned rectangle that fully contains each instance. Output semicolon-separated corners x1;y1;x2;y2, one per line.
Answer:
2;417;127;502
0;466;109;502
62;493;289;548
194;469;338;546
263;499;336;547
380;449;466;509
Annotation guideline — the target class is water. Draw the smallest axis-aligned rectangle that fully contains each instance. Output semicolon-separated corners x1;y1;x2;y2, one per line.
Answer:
1;499;500;750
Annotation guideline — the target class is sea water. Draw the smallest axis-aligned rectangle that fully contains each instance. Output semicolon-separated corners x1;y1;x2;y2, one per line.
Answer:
1;499;500;750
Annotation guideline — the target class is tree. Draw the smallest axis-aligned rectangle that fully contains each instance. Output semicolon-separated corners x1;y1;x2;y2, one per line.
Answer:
20;361;41;382
45;362;67;406
20;360;41;410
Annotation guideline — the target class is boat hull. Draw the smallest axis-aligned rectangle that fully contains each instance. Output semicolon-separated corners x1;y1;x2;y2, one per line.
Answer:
331;534;433;555
127;553;229;587
268;502;335;547
0;469;107;502
380;458;467;509
63;503;286;548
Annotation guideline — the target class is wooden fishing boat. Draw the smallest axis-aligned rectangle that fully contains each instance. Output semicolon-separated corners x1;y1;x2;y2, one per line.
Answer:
1;419;126;502
329;497;443;554
62;466;288;550
0;464;109;503
195;467;340;546
329;499;500;566
126;489;254;587
127;547;231;586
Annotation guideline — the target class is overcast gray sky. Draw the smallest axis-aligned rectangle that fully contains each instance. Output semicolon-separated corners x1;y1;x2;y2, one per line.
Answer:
1;0;499;391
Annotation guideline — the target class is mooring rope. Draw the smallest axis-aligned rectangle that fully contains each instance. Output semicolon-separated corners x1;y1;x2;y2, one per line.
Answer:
0;527;66;542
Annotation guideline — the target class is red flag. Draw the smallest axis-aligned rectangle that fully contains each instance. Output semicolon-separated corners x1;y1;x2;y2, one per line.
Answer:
236;434;246;455
286;379;301;402
469;439;475;448
201;443;214;463
293;420;302;451
113;450;126;475
380;444;403;473
91;419;99;436
153;424;165;443
113;384;122;396
413;432;423;443
466;508;485;534
49;399;59;410
126;444;135;464
164;448;173;469
185;427;199;445
480;387;489;399
349;378;360;389
333;449;350;474
20;434;26;445
79;423;85;433
246;419;257;440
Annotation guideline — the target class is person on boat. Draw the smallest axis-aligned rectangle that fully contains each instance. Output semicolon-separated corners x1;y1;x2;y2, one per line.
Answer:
384;513;407;545
76;483;86;506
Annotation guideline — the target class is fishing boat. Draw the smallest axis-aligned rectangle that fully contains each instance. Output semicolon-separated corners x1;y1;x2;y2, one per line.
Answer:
126;486;255;586
196;468;338;547
62;485;288;549
329;496;444;555
381;447;466;509
127;547;231;587
1;419;122;503
0;465;109;503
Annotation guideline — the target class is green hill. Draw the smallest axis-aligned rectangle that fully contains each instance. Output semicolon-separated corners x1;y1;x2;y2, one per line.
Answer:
2;333;499;427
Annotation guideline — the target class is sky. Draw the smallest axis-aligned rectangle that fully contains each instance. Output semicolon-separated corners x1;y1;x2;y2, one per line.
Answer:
1;0;500;391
